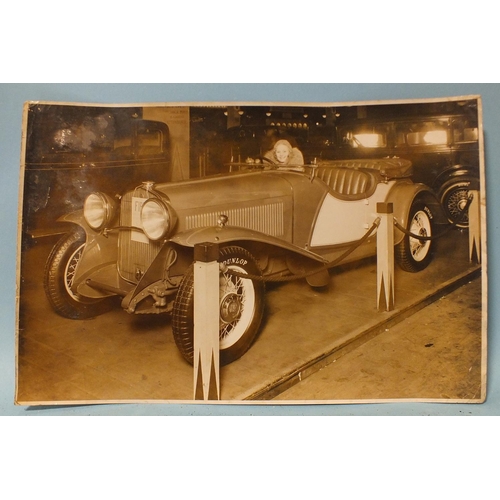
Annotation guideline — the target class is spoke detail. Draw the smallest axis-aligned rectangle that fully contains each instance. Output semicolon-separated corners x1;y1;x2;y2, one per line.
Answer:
64;244;85;297
409;211;431;262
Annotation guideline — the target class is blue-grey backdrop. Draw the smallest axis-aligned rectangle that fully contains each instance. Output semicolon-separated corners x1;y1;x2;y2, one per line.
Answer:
1;83;498;415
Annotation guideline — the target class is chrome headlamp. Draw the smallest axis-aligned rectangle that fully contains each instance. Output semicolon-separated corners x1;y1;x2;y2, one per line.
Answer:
83;192;117;230
140;197;177;241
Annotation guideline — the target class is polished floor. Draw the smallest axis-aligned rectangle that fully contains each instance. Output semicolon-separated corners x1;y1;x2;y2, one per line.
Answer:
275;276;483;402
16;228;484;405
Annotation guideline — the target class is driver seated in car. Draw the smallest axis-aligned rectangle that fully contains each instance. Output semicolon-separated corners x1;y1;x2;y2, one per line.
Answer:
264;139;304;167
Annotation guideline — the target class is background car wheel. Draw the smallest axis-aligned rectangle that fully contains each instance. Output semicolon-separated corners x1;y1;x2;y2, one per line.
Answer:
395;202;434;273
171;246;265;366
43;229;110;319
438;177;479;229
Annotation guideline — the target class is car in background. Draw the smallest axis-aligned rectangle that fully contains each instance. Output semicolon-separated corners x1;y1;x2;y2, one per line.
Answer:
21;104;171;241
335;109;480;227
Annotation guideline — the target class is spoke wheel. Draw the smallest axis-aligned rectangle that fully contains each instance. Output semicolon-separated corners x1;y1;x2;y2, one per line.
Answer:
408;210;432;263
63;242;86;300
172;246;265;366
44;229;109;319
219;265;257;349
439;177;479;229
396;202;434;273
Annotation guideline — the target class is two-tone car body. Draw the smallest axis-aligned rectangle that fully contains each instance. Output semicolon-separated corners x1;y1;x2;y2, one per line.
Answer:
43;157;447;365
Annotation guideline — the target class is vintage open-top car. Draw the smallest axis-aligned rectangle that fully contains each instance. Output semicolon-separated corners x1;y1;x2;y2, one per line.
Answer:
43;157;448;365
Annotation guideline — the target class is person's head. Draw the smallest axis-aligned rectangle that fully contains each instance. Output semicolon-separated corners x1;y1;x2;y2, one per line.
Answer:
273;140;293;164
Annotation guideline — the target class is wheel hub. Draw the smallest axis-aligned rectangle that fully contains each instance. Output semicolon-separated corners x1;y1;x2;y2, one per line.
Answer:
411;218;428;244
220;293;242;324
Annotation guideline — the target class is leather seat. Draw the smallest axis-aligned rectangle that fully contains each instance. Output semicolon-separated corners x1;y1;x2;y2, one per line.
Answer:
316;158;413;178
315;167;377;199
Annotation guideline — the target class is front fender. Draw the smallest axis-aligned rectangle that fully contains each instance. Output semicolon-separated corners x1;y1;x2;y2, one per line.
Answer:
387;182;448;245
169;225;328;263
432;165;480;190
57;210;91;234
56;210;120;290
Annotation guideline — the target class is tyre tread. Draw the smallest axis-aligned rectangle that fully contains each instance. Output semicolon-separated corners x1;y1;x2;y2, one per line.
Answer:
43;230;109;319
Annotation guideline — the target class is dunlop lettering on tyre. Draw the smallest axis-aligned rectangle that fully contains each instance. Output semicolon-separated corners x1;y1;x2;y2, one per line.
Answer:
171;246;265;366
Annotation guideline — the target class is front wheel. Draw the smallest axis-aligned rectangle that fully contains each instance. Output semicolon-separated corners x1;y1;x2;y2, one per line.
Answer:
395;202;434;273
44;229;109;319
171;246;265;366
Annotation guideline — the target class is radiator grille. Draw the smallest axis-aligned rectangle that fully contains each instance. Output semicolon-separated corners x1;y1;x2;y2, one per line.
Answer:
118;190;163;283
185;202;284;237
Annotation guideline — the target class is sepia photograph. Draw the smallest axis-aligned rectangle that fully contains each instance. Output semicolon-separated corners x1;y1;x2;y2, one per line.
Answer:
2;5;499;496
15;96;486;404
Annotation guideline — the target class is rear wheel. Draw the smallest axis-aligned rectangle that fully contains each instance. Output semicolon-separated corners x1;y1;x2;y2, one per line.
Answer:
395;202;434;273
171;246;265;366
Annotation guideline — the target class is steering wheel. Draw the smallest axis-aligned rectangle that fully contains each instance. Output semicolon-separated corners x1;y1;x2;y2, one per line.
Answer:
254;156;276;167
